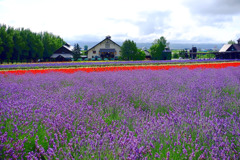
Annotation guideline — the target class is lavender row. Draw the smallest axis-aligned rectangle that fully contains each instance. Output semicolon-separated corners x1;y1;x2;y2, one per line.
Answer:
1;59;240;69
1;67;240;159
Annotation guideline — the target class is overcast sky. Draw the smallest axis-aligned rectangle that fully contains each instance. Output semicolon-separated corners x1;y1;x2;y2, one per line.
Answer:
0;0;240;43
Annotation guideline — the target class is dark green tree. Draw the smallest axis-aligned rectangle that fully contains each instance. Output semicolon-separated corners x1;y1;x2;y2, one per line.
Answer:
0;37;3;63
73;43;81;61
19;29;30;62
41;32;65;61
150;36;169;60
26;31;44;62
120;40;138;60
6;27;14;63
0;25;14;63
0;26;5;63
41;32;52;60
0;24;65;63
84;45;88;51
12;30;24;63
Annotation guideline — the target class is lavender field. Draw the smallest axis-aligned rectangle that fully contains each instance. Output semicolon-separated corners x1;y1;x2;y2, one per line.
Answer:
1;67;240;159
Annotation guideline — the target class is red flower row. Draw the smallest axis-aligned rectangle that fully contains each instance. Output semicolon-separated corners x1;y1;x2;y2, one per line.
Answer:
1;62;240;75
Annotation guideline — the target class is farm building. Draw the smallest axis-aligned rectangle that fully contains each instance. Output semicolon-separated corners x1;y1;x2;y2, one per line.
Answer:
189;46;197;59
50;43;74;61
86;36;121;60
142;47;151;59
216;38;240;59
162;47;172;60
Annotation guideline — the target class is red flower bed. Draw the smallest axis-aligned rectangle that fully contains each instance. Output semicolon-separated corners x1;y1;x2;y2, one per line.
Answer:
0;62;240;75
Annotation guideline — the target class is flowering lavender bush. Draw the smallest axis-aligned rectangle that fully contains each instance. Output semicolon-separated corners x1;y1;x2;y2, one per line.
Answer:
1;59;239;69
1;67;240;159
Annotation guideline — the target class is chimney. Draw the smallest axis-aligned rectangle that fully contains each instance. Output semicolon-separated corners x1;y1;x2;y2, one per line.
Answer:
106;35;111;39
237;38;240;45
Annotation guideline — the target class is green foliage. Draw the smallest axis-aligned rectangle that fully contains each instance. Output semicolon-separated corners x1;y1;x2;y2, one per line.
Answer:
0;24;65;63
179;50;188;59
0;37;3;58
12;30;24;63
84;45;88;51
40;32;64;61
136;49;146;60
103;107;121;125
27;33;44;61
197;53;216;59
162;50;172;60
150;36;169;60
120;39;138;60
81;50;87;55
172;52;179;59
119;41;145;60
73;43;81;61
0;25;14;63
228;40;236;44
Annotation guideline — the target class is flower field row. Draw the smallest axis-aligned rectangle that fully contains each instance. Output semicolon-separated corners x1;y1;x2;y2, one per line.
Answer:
1;59;239;69
1;62;240;75
1;66;240;159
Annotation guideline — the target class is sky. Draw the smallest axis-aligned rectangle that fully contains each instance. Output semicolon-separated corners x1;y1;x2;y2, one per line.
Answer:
0;0;240;43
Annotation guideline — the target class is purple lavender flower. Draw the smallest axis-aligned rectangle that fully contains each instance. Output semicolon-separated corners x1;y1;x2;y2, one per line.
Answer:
1;66;240;159
155;152;160;158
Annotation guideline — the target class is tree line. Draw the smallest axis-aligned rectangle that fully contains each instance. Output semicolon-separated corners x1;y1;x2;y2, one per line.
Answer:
0;24;65;63
120;36;171;60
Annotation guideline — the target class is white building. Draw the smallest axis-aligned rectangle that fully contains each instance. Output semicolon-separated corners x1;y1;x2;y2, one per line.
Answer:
86;36;121;60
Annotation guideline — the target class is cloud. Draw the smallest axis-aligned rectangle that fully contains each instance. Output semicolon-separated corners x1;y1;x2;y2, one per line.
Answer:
194;15;233;27
67;35;103;42
176;0;240;43
0;0;239;43
185;0;240;15
110;33;129;41
106;11;171;42
135;11;171;35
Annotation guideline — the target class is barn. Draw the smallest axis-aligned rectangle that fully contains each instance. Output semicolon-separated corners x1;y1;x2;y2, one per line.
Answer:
50;43;74;61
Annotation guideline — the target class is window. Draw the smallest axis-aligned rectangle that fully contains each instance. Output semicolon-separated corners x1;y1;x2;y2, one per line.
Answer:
93;51;96;54
105;42;110;48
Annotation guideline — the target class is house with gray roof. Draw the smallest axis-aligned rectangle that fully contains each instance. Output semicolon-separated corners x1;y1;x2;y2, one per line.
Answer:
50;43;74;61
